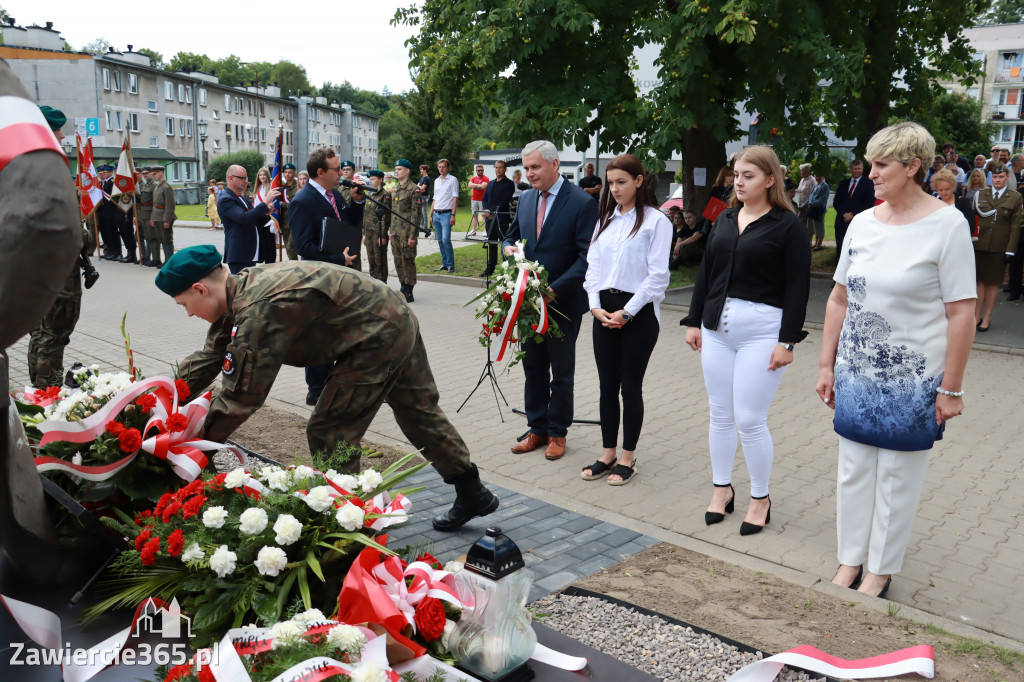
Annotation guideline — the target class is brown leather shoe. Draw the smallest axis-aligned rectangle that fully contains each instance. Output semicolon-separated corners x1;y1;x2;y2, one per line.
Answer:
544;436;566;460
511;433;547;454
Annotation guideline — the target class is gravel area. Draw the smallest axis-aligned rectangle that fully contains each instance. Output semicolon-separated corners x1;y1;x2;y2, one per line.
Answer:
531;594;827;682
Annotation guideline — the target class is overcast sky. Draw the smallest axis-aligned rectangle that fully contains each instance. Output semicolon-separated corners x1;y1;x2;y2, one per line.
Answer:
3;0;418;93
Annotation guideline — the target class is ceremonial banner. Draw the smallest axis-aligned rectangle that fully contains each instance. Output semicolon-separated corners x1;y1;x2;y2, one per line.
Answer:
76;133;104;219
110;133;137;205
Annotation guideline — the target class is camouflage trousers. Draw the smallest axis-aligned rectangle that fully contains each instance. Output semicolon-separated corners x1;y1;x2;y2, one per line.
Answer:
27;295;81;389
306;327;470;481
390;234;417;286
280;225;298;261
362;227;389;283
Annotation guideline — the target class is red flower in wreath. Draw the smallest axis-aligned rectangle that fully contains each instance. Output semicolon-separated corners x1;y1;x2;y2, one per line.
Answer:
182;494;207;519
174;379;191;400
413;596;447;642
154;492;174;516
161;500;182;523
416;552;442;570
141;537;160;566
135;394;157;414
134;510;153;526
135;528;153;551
164;663;193;682
181;479;205;498
501;292;512;301
165;412;189;432
105;421;126;436
118;427;143;452
166;529;185;557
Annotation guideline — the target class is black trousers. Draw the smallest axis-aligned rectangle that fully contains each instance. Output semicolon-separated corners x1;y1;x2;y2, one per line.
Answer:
99;216;121;256
592;290;659;451
227;261;256;274
116;214;137;258
1009;233;1024;296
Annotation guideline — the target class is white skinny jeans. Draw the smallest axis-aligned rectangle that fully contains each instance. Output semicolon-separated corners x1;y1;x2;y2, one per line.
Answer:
700;298;787;498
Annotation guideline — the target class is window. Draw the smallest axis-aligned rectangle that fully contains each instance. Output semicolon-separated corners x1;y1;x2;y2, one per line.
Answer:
212;109;220;120
178;84;185;102
102;68;110;90
260;128;266;143
127;112;140;132
187;120;193;138
998;89;1021;106
247;100;253;115
112;71;122;92
199;88;207;106
235;124;241;140
149;136;158;148
166;117;174;136
105;111;112;130
185;163;193;180
148;100;158;112
269;119;275;127
224;123;230;137
172;163;180;181
213;139;221;149
1001;52;1023;68
259;102;265;116
185;86;192;104
315;110;321;123
179;119;186;136
246;127;252;142
128;73;138;94
115;111;122;131
225;94;232;111
165;82;174;100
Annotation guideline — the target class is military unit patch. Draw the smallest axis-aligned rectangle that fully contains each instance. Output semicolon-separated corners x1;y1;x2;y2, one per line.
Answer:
222;351;235;375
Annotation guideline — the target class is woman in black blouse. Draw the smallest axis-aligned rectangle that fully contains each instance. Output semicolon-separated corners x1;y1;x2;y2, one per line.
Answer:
682;145;810;535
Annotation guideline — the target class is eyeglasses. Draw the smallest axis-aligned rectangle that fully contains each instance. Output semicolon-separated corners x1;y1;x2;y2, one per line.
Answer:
327;165;341;171
229;174;247;180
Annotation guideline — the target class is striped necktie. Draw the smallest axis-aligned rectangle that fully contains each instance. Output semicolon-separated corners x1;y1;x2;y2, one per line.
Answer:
325;190;340;219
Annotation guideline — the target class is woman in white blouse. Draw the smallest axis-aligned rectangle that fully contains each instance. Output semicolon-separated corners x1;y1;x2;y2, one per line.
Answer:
581;154;673;485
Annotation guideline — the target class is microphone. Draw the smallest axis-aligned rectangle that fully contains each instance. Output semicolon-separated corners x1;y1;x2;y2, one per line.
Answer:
340;179;381;193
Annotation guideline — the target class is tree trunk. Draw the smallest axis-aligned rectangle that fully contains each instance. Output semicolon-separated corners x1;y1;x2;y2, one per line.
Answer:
681;124;727;218
859;3;900;148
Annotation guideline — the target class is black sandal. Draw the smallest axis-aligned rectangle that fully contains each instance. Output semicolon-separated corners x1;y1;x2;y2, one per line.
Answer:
581;459;615;481
607;461;637;486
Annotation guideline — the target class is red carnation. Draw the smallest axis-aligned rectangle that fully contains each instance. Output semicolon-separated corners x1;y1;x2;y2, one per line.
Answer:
531;324;538;331
501;292;512;301
174;379;191;400
413;596;447;641
134;510;153;525
164;663;193;682
416;552;442;570
165;413;189;432
105;421;126;436
182;494;207;519
197;666;216;682
135;528;153;551
154;492;174;516
166;529;185;557
161;500;182;523
141;537;160;565
118;427;142;452
180;479;205;499
135;394;157;414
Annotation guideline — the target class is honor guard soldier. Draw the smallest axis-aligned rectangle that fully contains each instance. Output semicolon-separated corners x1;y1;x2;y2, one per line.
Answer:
391;159;420;302
96;164;121;260
338;159;357;204
149;165;176;263
137;166;156;266
278;163;300;260
361;170;390;282
158;245;501;531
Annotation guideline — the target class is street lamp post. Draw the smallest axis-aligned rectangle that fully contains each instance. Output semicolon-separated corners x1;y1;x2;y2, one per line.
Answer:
197;119;209;184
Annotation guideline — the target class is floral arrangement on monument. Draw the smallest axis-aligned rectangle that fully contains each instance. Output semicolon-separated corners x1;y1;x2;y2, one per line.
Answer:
467;240;563;368
90;455;427;648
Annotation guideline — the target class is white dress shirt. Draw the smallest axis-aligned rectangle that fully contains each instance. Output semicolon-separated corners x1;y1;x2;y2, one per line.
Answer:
584;205;674;323
432;174;459;211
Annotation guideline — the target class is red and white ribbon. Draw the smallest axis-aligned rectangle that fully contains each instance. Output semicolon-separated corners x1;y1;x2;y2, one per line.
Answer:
495;266;548;362
0;96;67;173
365;491;412;531
725;644;935;682
370;556;464;633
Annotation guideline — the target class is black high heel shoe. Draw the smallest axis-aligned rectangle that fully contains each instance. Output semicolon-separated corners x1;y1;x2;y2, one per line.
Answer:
704;484;735;525
739;495;771;536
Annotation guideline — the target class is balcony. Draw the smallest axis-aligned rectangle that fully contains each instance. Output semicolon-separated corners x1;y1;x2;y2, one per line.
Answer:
990;103;1022;121
994;67;1023;84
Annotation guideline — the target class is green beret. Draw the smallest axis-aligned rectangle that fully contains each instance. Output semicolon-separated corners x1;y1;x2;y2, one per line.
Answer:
367;170;385;179
283;163;296;171
395;159;414;171
39;105;67;131
340;159;355;169
155;245;223;296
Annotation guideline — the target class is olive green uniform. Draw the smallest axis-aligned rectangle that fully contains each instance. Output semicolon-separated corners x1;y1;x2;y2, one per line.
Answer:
177;261;472;477
27;227;94;388
389;179;419;287
149;178;176;261
277;181;299;261
361;193;391;282
137;177;156;259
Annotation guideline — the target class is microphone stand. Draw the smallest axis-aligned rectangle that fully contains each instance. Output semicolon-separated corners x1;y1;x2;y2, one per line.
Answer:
355;187;432;237
457;262;509;420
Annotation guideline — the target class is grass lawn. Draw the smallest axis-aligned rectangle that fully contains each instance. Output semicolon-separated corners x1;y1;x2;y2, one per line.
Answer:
176;204;210;221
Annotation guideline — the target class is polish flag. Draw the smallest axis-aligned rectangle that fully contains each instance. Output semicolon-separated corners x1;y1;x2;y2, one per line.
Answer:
0;95;66;173
77;133;104;219
111;133;136;197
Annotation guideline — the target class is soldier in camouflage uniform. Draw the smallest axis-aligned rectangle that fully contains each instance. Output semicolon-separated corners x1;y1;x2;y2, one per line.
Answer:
149;165;176;263
338;159;356;204
277;163;300;261
136;167;156;266
390;159;420;303
159;245;499;531
361;170;390;282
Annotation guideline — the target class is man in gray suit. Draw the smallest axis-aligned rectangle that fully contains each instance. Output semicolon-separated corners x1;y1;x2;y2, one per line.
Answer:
502;140;598;461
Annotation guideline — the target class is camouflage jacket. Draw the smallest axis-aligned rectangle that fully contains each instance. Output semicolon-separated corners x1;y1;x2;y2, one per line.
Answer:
362;192;391;234
57;226;95;299
277;181;299;229
178;261;416;443
389;180;419;239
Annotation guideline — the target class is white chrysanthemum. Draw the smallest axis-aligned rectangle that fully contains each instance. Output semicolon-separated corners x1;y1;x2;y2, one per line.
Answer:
501;260;510;269
210;545;237;578
223;468;248;489
329;473;359;492
443;561;464;574
202;506;228;529
304;486;335;513
291;465;316;483
325;623;366;653
72;452;83;465
358;469;383;494
269;620;305;649
256;465;281;480
350;662;387;682
181;542;205;562
273;514;303;546
89;364;100;371
266;469;291;492
254;546;288;576
440;619;458;652
238;507;269;535
334;502;364;531
291;608;326;624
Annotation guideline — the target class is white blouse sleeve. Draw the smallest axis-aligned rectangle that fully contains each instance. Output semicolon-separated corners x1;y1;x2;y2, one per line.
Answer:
583;219;603;311
938;212;978;303
625;209;673;316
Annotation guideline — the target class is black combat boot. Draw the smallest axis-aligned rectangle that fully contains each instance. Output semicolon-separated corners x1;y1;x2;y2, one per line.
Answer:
401;284;414;303
433;464;500;531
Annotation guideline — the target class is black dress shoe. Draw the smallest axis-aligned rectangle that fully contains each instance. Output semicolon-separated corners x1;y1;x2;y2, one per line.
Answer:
432;464;500;531
1007;293;1020;301
1004;286;1012;293
123;257;138;264
115;255;130;263
704;483;735;525
739;495;771;536
305;391;320;406
433;265;447;271
446;266;455;273
479;269;494;278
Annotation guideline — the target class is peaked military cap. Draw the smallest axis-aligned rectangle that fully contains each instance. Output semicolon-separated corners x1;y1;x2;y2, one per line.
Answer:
156;245;224;296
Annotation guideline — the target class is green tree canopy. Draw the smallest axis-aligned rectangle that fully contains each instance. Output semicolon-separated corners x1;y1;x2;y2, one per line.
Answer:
137;48;163;69
320;81;395;116
913;91;999;159
978;0;1024;24
378;84;471;172
81;37;113;55
208;150;266;189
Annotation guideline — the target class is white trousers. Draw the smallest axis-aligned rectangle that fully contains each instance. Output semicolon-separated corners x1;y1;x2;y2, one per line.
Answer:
836;436;931;575
700;299;786;498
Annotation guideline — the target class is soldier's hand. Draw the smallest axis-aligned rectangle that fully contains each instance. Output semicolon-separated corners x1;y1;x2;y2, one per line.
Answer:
342;247;357;267
149;220;155;227
264;187;282;205
163;222;170;229
408;237;416;248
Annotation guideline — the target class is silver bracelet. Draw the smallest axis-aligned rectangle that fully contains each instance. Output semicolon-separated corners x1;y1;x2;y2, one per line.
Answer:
935;387;964;397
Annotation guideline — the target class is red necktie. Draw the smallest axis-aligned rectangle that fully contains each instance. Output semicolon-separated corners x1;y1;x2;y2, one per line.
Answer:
536;190;550;238
326;190;340;219
849;178;856;198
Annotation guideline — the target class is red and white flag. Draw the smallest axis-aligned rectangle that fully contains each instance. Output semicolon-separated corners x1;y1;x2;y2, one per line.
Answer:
111;133;136;197
77;133;104;219
0;95;66;173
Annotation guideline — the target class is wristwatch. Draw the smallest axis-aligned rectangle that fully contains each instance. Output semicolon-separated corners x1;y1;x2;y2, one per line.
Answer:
621;312;633;323
779;342;794;352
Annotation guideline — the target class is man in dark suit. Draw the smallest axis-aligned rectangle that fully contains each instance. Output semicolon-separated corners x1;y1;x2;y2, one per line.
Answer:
96;165;121;260
832;159;875;263
501;140;598;461
218;164;280;274
286;147;364;406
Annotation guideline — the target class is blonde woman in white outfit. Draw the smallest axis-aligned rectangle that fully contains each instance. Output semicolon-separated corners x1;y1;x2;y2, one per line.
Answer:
817;122;976;599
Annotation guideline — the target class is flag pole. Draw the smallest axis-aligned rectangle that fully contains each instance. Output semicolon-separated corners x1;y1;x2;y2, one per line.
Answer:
124;133;143;263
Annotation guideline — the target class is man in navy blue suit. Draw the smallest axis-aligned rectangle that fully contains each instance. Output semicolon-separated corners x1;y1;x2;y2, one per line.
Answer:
832;159;875;263
284;147;364;406
218;164;281;274
502;140;598;461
